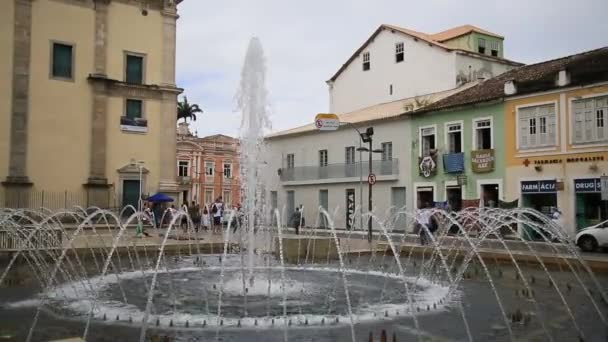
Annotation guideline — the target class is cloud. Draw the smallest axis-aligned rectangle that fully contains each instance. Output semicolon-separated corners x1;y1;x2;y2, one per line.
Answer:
175;0;608;138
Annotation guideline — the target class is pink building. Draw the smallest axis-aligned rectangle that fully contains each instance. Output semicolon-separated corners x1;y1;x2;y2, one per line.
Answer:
176;125;240;209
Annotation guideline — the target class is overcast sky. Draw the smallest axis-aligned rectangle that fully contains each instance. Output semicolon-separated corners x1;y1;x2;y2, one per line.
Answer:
175;0;608;138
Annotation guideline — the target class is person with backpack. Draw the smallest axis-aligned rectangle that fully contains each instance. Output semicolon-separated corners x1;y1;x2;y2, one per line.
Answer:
211;196;224;234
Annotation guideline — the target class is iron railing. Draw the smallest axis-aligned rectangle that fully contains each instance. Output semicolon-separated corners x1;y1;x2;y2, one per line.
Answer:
280;159;399;182
0;188;118;210
0;226;63;251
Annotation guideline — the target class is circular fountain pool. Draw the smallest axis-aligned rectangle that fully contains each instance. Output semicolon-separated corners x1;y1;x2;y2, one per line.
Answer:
12;255;451;330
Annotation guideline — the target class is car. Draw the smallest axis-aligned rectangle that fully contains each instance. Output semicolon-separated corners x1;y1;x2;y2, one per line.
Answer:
575;219;608;252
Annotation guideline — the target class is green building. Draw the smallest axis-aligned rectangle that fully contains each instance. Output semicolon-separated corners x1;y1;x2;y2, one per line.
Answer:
410;101;506;210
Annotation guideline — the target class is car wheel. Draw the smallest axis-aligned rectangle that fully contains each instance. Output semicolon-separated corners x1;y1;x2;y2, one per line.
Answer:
578;235;598;252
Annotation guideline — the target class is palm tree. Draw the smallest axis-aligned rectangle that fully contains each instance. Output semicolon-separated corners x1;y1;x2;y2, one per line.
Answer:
177;96;203;123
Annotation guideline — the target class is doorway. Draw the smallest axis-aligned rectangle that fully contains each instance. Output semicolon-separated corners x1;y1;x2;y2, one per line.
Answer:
522;193;557;240
446;186;462;211
391;187;407;229
286;190;295;223
417;187;434;209
319;189;329;228
481;184;499;207
122;179;140;211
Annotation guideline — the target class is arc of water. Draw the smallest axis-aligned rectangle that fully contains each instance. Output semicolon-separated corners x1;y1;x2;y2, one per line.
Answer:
137;213;185;342
321;208;356;342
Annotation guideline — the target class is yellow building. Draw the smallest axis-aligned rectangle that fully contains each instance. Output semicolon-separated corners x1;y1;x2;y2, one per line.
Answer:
503;48;608;235
0;0;184;209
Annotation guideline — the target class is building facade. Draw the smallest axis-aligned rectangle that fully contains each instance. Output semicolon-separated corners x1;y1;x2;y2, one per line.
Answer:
176;129;241;209
264;87;471;229
410;102;506;210
504;80;608;235
406;46;608;236
0;0;183;209
327;24;521;114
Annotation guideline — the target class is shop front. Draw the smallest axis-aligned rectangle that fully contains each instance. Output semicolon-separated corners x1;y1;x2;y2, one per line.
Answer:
520;180;557;240
574;178;608;231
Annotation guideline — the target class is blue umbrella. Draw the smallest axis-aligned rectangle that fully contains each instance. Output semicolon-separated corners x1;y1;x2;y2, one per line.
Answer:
147;193;174;203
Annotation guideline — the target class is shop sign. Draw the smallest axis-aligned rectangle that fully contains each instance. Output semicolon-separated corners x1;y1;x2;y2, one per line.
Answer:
521;180;556;193
471;149;495;172
345;189;355;230
574;178;602;193
314;113;340;131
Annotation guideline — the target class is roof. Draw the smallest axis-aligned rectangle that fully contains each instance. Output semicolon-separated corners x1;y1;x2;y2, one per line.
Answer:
429;25;504;42
417;46;608;113
266;83;478;140
328;24;515;83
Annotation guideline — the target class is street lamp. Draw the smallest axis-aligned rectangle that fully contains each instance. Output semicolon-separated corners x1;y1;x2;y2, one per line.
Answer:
137;160;145;212
356;127;383;242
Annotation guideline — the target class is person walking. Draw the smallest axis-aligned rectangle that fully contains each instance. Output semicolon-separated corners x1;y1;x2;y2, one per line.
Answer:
416;202;433;245
211;196;224;234
290;207;302;235
201;206;210;232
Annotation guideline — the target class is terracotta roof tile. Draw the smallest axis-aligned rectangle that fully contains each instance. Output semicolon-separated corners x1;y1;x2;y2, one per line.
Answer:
429;25;504;42
417;46;608;113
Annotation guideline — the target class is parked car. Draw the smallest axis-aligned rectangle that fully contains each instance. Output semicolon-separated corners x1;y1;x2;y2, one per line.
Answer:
575;219;608;252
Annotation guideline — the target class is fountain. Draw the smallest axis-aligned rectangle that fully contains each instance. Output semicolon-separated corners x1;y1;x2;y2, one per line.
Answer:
0;38;607;342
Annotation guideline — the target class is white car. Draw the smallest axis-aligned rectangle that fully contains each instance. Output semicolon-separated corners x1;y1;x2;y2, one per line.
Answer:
575;219;608;252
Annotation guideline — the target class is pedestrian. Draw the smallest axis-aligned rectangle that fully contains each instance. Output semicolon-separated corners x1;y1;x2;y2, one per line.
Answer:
211;196;224;234
201;206;210;232
189;200;200;233
416;202;433;245
290;207;302;235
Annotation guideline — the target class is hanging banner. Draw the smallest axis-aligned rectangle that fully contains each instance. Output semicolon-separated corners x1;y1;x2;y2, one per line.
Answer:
345;189;356;230
419;155;437;178
601;176;608;201
471;149;495;173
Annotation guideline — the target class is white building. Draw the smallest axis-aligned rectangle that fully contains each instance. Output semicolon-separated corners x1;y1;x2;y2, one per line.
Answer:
264;86;474;229
264;24;522;229
328;24;522;114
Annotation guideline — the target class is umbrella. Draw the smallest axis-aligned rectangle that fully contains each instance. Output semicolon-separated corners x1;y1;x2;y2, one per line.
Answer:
147;193;174;203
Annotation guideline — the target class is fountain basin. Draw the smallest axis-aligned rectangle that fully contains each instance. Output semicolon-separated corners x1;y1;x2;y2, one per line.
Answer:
275;236;339;263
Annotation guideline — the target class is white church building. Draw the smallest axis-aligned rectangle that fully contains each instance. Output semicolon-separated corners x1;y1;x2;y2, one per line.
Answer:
264;24;522;229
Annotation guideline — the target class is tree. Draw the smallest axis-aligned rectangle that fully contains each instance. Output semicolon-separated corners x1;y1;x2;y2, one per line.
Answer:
177;96;203;123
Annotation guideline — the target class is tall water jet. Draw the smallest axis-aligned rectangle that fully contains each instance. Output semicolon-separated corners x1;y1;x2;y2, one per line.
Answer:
237;37;271;285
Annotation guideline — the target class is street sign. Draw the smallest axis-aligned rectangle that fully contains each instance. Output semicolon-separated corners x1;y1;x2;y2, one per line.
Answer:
601;175;608;201
368;173;377;185
314;113;340;131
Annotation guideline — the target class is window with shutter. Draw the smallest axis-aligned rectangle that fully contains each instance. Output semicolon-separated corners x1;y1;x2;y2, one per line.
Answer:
51;42;73;79
519;117;529;148
517;104;557;149
126;54;144;84
572;95;608;144
126;99;142;119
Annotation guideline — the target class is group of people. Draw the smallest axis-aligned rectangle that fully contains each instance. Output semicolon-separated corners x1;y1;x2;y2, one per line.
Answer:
143;196;232;234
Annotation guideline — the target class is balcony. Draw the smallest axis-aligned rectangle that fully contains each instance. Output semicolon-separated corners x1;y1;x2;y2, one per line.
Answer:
178;176;191;185
120;116;148;133
443;152;465;173
279;159;399;185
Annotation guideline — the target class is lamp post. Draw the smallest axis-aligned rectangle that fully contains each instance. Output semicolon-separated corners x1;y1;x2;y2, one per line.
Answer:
357;127;384;242
137;160;145;212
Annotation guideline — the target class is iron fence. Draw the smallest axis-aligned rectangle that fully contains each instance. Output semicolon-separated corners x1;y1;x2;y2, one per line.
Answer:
0;188;118;210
